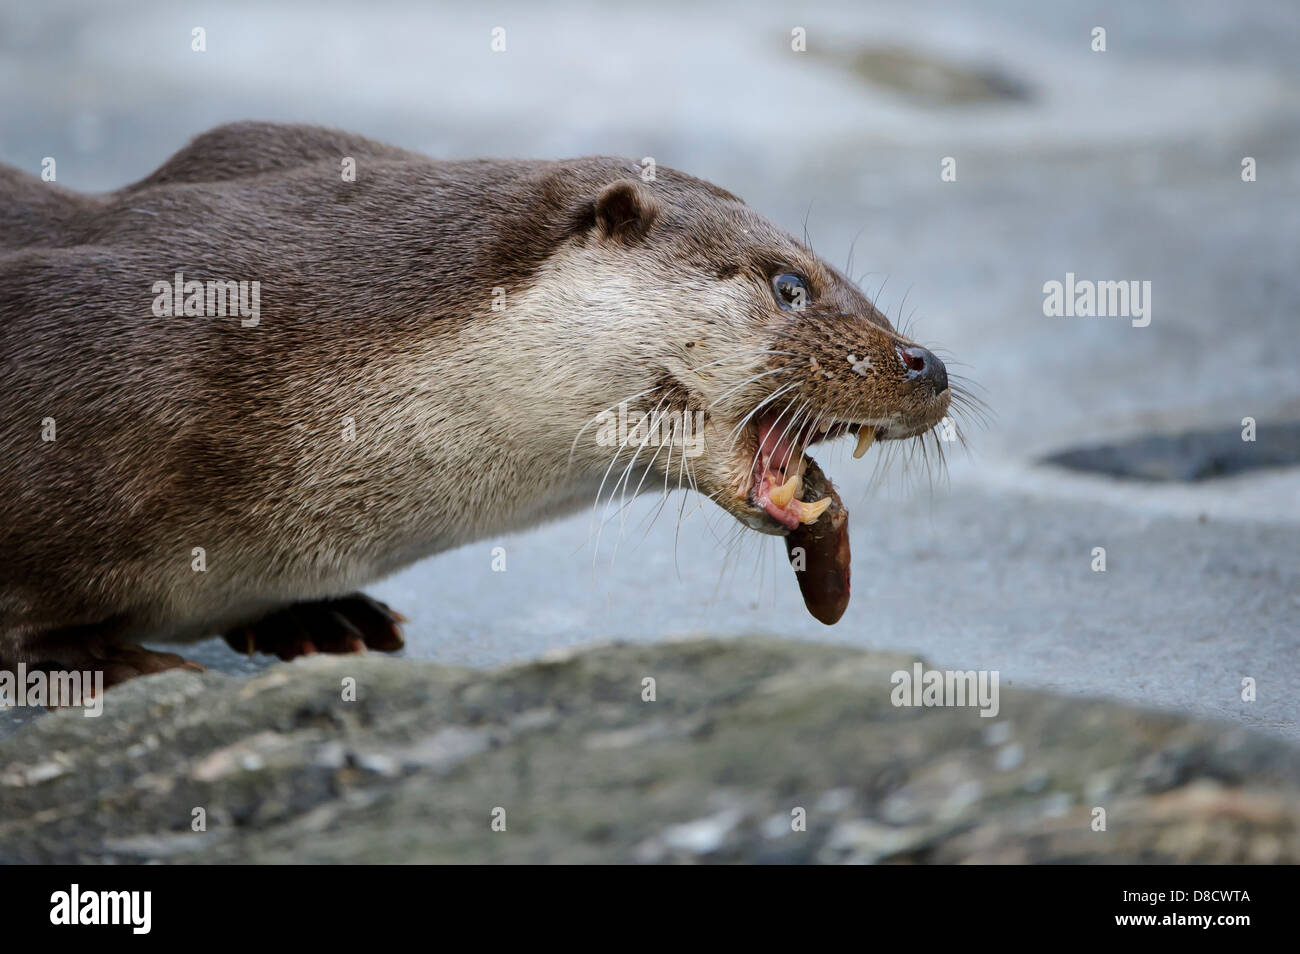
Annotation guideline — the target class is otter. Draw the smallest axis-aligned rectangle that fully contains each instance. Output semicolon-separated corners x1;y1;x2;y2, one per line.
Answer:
0;122;957;687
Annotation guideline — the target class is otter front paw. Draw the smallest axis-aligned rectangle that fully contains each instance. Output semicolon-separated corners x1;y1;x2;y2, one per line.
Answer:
223;594;406;661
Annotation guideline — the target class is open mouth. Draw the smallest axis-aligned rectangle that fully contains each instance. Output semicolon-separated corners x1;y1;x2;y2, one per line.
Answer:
736;404;946;626
726;397;950;627
748;411;877;531
739;409;867;627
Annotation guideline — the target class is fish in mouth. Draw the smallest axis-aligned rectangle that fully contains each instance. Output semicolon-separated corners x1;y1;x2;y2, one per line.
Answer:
743;414;874;624
734;419;882;624
715;336;960;626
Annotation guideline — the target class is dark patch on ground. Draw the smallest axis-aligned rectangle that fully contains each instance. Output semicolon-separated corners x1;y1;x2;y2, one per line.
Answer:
1041;421;1300;482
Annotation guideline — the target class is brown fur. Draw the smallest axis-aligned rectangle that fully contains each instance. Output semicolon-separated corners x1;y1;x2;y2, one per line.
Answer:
0;121;950;682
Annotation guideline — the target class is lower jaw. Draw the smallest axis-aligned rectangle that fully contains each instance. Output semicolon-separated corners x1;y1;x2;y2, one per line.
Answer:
733;508;793;535
754;483;819;531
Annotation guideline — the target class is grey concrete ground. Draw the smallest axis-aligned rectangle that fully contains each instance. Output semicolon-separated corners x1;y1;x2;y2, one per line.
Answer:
1;0;1297;742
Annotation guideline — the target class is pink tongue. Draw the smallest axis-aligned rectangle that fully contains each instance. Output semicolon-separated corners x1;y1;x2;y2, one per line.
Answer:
757;416;797;473
755;415;803;530
759;491;801;530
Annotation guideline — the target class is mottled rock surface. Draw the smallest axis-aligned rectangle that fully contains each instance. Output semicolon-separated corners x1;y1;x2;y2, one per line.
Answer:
1;639;1296;864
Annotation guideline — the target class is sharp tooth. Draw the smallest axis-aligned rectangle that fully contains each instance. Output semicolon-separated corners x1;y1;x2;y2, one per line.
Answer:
796;496;831;524
852;426;877;459
768;472;802;508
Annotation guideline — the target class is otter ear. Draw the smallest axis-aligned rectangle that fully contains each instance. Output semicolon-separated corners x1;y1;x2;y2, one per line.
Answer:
593;180;659;242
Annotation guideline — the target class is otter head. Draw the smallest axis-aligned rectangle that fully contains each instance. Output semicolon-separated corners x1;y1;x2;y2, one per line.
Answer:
548;162;956;544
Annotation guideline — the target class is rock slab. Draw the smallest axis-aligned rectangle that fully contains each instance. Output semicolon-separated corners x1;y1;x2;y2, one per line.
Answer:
1;638;1296;863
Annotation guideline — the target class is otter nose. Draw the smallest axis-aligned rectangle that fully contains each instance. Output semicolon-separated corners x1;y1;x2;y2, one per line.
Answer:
899;345;948;393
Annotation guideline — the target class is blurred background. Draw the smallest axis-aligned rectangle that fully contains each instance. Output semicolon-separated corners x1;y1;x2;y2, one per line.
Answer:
2;0;1296;739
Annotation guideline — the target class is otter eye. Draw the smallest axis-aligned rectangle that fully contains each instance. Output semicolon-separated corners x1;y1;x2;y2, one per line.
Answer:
772;272;810;312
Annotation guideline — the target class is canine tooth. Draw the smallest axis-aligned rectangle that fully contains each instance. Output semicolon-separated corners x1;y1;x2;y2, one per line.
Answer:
769;473;802;508
797;496;831;523
852;426;877;459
